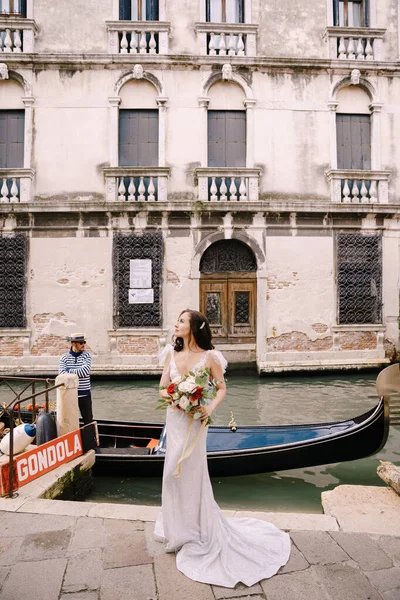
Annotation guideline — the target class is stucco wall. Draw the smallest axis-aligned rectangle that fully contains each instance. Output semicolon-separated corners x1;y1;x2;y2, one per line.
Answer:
28;237;112;356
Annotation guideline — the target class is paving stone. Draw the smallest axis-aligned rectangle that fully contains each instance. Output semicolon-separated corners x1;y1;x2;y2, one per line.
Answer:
0;512;38;537
331;532;393;571
0;567;10;592
365;567;400;593
383;590;400;600
144;521;167;558
26;513;76;534
18;529;71;561
261;567;330;600
63;548;103;593
103;518;144;533
60;593;99;600
0;557;67;600
212;581;263;598
154;553;214;600
0;536;23;566
314;563;383;599
100;564;156;600
69;516;105;550
290;531;349;565
279;542;309;574
374;536;400;566
103;528;153;569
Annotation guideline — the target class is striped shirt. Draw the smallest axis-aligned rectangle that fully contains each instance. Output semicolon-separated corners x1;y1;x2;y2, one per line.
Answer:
59;350;92;397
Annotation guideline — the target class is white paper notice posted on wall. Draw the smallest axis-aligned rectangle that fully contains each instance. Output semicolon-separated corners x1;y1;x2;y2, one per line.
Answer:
128;288;154;304
129;259;152;289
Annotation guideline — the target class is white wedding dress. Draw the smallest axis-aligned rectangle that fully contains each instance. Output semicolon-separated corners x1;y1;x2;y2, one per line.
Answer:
154;345;291;588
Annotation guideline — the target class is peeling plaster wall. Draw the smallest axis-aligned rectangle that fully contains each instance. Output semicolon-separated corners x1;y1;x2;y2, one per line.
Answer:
33;69;110;198
163;234;194;338
265;236;334;342
254;0;327;59
28;238;112;355
34;0;111;54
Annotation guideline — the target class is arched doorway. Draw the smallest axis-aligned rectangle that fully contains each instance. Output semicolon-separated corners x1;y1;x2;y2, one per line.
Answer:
199;239;257;343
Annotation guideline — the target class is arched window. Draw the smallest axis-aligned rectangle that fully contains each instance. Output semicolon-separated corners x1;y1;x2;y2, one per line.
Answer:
336;86;371;171
333;0;368;27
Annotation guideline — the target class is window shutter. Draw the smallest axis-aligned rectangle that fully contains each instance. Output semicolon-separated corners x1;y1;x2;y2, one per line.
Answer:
119;110;158;167
333;0;339;25
0;110;24;169
119;0;131;20
336;113;370;170
146;0;159;20
238;0;244;23
208;111;246;167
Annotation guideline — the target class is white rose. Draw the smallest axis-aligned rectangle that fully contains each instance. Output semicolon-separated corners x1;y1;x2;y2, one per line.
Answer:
179;396;190;410
178;381;197;394
172;375;182;384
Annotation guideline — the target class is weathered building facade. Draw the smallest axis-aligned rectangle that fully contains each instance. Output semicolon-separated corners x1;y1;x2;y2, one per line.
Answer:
0;0;399;374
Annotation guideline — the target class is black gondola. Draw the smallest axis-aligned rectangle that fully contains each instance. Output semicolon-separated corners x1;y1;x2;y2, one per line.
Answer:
93;395;390;477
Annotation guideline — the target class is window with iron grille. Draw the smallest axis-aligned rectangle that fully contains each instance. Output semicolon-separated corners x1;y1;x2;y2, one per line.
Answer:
333;0;368;27
337;233;381;324
0;235;26;328
206;0;244;23
119;0;159;20
113;232;163;328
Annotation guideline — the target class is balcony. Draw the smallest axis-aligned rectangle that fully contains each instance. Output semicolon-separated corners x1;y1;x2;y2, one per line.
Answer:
106;21;170;55
0;18;37;53
104;167;170;202
195;168;261;202
195;23;258;57
0;168;34;203
324;27;385;61
325;170;391;204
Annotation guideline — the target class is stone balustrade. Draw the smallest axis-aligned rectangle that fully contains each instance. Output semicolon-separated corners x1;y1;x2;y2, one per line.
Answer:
0;18;37;52
324;27;385;61
106;21;170;54
195;23;258;57
195;168;261;202
0;169;34;203
325;170;391;204
104;167;170;202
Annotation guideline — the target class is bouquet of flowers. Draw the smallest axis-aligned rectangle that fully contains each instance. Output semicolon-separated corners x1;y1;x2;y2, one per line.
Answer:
157;367;216;425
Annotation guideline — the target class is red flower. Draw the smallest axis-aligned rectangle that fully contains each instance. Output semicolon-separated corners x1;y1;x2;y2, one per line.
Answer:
191;387;203;402
167;383;176;395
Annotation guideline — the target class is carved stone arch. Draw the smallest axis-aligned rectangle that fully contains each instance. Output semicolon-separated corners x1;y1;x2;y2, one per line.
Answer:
193;231;264;274
330;76;377;104
114;69;164;97
6;70;32;96
202;71;254;101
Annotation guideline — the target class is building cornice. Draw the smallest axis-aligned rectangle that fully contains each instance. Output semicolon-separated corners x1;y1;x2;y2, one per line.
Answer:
1;53;400;73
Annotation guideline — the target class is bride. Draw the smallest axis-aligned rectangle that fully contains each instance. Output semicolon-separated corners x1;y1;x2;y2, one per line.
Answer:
154;309;291;588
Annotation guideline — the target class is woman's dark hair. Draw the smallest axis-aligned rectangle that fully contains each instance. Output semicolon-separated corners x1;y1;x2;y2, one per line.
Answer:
174;309;214;352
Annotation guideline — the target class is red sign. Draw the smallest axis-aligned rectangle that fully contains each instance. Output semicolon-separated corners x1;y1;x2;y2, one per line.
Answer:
15;429;83;487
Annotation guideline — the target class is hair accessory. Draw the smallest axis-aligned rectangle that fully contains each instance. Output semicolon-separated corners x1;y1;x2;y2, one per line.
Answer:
199;322;206;330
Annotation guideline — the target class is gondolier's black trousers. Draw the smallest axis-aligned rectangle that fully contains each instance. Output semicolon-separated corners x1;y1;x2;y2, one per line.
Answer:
78;394;93;425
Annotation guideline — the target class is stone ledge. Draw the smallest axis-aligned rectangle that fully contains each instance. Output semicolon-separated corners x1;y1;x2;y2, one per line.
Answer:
322;484;400;535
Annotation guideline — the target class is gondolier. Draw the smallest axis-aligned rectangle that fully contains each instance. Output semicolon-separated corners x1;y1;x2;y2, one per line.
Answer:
59;333;93;425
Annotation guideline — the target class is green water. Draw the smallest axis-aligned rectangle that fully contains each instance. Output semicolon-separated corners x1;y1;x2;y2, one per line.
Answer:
84;372;400;513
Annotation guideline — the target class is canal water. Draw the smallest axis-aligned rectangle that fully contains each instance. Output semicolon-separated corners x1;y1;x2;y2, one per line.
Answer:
84;371;400;513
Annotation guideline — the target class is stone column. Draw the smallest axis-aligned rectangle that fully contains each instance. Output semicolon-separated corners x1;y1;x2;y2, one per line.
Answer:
370;102;383;170
198;97;210;167
244;99;256;168
55;373;80;437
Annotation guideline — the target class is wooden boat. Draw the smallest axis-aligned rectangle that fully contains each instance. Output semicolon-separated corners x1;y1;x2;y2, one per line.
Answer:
93;394;390;477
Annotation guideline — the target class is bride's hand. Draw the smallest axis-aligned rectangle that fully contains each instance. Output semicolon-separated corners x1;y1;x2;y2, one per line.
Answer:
199;404;213;421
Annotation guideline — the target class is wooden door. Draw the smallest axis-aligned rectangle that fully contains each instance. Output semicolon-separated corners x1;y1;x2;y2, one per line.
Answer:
200;280;228;338
200;275;256;343
228;280;256;339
